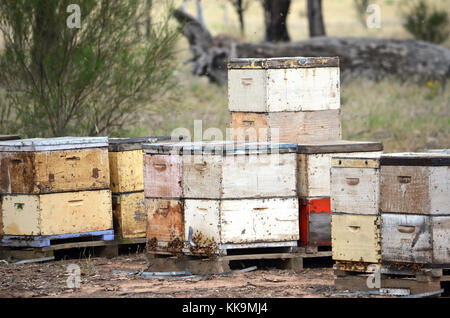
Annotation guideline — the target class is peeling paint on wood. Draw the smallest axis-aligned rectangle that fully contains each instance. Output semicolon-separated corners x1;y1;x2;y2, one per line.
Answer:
332;214;381;263
112;192;146;239
0;148;110;194
143;154;182;198
228;57;340;113
380;165;450;215
381;213;432;264
2;190;113;236
229;112;269;143
268;110;342;143
184;199;220;245
220;198;299;244
331;167;380;215
298;150;383;197
221;153;297;199
146;198;184;243
109;150;144;193
183;155;222;199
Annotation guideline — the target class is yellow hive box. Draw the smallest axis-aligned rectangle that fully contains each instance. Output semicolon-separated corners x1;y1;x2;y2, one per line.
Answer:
112;192;146;239
1;189;113;236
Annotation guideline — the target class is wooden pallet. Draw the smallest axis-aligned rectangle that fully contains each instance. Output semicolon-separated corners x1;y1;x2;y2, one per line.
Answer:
146;244;332;275
0;237;147;261
334;261;449;297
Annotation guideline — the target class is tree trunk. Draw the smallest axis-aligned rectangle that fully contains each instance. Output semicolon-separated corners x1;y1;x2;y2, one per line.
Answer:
236;0;245;36
263;0;291;42
173;8;450;85
307;0;326;37
145;0;153;38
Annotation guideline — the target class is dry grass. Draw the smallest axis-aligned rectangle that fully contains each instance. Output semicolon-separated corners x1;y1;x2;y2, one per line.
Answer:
134;0;449;152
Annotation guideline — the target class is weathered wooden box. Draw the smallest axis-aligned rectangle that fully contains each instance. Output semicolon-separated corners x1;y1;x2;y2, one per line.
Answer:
109;137;172;193
330;154;382;215
381;213;450;265
1;189;113;237
0;137;110;194
380;153;450;215
228;57;340;113
143;142;298;199
184;197;299;250
112;192;146;239
299;197;331;246
332;213;381;263
0;135;21;240
230;110;342;143
146;198;184;244
297;141;383;197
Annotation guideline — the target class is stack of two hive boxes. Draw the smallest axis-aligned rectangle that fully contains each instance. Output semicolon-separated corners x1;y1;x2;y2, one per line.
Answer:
331;152;450;274
227;57;383;249
0;137;114;247
143;141;300;255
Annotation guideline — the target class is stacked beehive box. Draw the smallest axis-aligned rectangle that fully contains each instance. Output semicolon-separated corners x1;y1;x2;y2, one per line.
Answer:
108;137;172;239
143;141;300;255
379;153;450;266
228;57;341;143
330;154;383;265
0;137;114;247
331;152;450;269
298;142;383;248
0;135;21;240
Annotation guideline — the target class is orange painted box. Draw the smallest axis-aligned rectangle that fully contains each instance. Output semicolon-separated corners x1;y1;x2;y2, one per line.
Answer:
299;197;331;246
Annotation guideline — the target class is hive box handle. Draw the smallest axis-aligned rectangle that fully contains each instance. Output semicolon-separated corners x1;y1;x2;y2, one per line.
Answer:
348;225;360;233
346;178;360;186
397;225;416;234
153;163;167;171
397;176;412;184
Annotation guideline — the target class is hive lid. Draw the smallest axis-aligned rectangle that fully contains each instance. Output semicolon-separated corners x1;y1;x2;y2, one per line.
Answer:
108;136;175;152
380;152;450;166
228;56;339;70
0;135;21;141
0;137;109;152
424;149;450;154
143;141;298;155
296;140;383;154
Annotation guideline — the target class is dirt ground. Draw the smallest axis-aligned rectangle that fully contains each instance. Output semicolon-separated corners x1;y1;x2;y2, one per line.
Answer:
0;254;341;298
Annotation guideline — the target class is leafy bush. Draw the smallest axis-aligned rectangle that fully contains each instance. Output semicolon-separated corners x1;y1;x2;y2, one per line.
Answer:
0;0;179;137
402;0;450;44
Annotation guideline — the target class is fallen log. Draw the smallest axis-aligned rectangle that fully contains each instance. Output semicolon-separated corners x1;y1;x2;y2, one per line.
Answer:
173;8;450;85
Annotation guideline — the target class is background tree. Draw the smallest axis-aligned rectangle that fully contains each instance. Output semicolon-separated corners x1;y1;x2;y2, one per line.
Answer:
0;0;179;137
262;0;291;42
353;0;370;28
307;0;326;37
229;0;252;37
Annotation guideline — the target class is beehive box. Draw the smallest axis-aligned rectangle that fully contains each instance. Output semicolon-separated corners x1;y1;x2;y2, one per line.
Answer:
112;192;146;239
1;189;113;237
109;137;172;193
146;198;184;244
143;141;300;253
0;137;110;194
228;57;340;113
143;141;298;199
330;154;382;215
380;153;450;215
0;135;21;240
299;197;331;246
185;198;299;248
381;213;450;265
332;213;381;263
297;141;383;197
230;110;342;143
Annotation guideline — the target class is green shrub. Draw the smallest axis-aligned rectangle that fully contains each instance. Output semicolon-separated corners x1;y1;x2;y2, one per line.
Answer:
402;0;450;44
